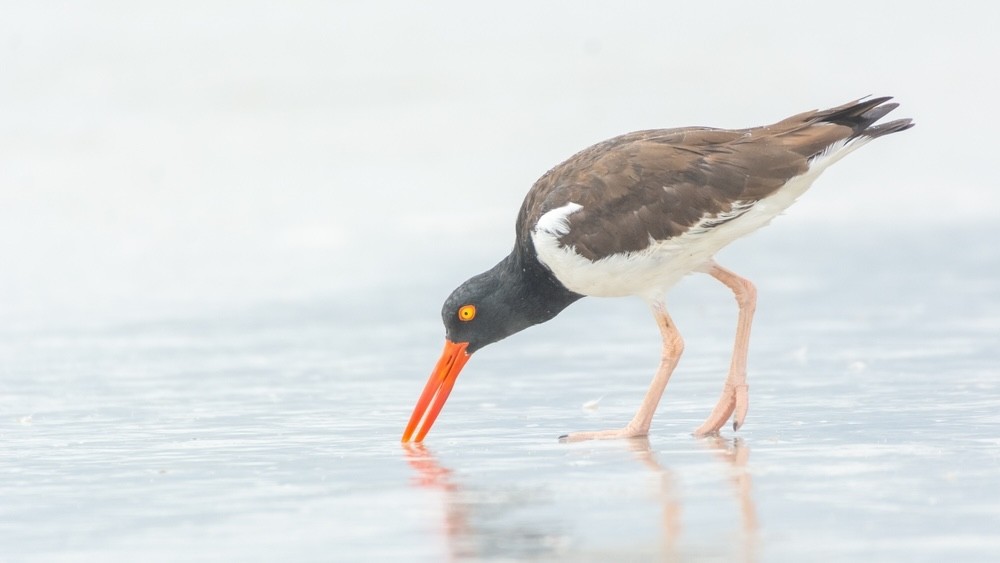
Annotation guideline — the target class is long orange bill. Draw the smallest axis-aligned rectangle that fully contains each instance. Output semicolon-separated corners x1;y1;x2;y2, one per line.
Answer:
401;340;471;442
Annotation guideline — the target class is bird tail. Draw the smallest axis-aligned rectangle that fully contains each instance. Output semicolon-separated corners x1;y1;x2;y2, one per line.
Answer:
817;96;915;141
801;96;913;167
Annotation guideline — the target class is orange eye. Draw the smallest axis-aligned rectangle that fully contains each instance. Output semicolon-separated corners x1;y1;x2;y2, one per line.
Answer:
457;305;476;322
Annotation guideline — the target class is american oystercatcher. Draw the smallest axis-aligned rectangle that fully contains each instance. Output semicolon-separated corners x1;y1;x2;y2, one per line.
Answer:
402;97;913;443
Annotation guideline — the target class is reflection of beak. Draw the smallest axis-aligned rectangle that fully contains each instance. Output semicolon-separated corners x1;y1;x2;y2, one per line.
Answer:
402;340;471;442
401;442;456;490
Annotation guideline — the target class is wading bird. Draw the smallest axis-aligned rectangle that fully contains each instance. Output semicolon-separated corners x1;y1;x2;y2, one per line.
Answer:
402;97;912;442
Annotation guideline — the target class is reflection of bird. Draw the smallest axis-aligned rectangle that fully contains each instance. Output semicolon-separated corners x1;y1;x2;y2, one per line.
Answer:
627;438;682;553
702;436;758;549
402;443;458;491
403;97;913;442
631;436;758;560
401;443;474;559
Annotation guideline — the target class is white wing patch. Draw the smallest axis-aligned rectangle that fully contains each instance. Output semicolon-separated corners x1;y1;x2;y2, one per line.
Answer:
534;202;582;235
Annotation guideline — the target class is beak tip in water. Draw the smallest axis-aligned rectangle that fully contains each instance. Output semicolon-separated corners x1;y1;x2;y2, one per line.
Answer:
401;340;471;442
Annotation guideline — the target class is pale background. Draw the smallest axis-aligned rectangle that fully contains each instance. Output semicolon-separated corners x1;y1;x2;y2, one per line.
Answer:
2;3;998;561
2;2;996;325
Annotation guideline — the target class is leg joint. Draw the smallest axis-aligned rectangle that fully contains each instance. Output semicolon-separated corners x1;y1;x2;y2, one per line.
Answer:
662;334;684;359
734;278;757;309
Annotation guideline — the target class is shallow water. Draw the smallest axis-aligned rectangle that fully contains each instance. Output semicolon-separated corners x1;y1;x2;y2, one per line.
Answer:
2;225;998;562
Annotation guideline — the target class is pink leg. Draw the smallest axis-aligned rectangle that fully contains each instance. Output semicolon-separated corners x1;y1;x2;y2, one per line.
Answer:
562;301;684;442
694;261;756;436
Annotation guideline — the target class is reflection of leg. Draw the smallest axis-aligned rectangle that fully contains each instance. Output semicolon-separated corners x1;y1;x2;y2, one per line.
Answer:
562;301;683;441
704;436;759;559
628;438;681;556
730;440;758;536
694;261;755;435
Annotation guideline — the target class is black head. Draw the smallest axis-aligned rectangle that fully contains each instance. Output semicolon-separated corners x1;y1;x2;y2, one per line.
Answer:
441;270;522;354
402;248;582;443
441;251;582;354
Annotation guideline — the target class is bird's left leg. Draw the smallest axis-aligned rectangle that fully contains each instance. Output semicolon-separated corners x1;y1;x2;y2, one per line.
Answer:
694;261;756;436
561;301;684;442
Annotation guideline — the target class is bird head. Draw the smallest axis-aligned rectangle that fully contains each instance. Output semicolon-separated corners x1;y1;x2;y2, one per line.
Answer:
401;252;581;442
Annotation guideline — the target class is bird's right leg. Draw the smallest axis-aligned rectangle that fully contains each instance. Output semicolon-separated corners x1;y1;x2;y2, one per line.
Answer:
561;301;684;442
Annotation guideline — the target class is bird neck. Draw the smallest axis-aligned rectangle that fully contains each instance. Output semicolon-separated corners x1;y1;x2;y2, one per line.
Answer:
497;242;583;328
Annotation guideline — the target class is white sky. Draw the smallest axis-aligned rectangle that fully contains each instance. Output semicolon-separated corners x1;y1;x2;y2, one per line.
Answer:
1;2;997;323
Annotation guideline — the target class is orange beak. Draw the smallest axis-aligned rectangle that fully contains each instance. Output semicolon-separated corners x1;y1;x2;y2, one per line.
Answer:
401;340;471;442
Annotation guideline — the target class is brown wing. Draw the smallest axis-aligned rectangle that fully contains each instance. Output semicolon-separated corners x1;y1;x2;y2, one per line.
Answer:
516;97;911;261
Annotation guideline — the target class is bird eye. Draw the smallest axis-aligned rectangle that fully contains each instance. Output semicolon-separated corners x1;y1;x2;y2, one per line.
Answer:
457;305;476;322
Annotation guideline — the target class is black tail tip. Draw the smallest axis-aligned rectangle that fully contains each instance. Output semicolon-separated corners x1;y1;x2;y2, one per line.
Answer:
865;117;915;138
828;96;914;138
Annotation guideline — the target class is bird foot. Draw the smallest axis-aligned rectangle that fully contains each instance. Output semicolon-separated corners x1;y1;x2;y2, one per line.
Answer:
559;425;648;443
693;382;748;436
